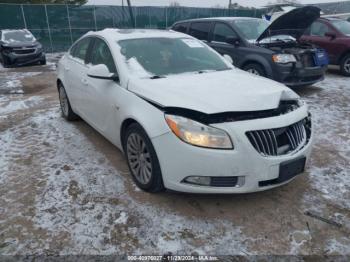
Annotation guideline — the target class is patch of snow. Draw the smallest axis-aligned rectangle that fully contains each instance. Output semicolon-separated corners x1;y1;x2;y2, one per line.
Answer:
0;96;43;115
114;212;128;224
0;108;248;255
326;238;350;255
302;74;350;210
0;72;41;94
288;230;311;254
125;57;152;78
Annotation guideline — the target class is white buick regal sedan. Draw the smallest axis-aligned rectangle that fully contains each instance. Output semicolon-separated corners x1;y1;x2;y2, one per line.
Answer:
57;29;313;193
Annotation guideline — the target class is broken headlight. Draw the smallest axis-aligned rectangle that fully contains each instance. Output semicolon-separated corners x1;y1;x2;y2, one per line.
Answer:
272;54;296;64
165;114;233;149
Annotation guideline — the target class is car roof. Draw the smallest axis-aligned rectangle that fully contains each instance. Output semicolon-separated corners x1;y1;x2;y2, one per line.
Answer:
173;17;262;24
85;28;190;42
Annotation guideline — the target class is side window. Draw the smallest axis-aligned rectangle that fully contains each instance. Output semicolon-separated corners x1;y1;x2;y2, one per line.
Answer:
90;38;117;74
213;23;237;43
173;23;188;33
310;22;329;37
71;37;91;62
189;22;211;41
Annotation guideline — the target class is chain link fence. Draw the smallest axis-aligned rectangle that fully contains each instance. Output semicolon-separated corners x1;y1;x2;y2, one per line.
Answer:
0;3;265;52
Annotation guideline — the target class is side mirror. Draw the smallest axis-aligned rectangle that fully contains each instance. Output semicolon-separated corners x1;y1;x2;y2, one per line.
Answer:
226;36;240;46
325;32;336;39
87;64;119;81
223;54;233;64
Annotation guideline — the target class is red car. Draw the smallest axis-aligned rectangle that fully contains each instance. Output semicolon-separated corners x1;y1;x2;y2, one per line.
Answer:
301;17;350;76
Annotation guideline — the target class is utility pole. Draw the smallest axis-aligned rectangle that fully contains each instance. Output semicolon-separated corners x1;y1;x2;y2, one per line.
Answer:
126;0;135;28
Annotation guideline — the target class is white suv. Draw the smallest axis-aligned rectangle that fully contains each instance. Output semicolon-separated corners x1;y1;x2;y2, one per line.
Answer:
57;29;313;193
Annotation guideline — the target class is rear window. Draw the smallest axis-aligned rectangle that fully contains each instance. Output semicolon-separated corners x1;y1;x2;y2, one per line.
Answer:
189;22;211;41
173;23;188;34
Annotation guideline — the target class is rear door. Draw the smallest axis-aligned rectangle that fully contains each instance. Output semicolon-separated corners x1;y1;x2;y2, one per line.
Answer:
208;22;244;66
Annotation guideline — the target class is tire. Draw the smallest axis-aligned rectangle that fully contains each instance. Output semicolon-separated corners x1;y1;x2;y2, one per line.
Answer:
1;53;10;68
243;63;266;77
340;54;350;76
39;58;46;65
58;83;79;121
123;123;164;193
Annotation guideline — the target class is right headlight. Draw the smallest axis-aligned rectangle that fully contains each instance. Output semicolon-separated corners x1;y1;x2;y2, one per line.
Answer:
272;54;296;64
165;114;233;149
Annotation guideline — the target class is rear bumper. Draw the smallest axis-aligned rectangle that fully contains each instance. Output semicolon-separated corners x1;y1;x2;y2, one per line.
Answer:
272;63;327;86
2;51;45;67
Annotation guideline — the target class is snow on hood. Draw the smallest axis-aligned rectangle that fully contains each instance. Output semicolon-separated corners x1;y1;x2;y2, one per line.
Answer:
257;6;321;42
128;69;299;114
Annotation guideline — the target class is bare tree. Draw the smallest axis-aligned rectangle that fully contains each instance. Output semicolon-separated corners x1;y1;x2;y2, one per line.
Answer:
169;1;181;7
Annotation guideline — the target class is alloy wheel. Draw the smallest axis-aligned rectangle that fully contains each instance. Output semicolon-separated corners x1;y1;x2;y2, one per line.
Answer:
126;133;153;185
344;58;350;73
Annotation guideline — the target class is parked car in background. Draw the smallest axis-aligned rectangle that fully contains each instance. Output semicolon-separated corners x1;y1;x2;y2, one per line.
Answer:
0;29;46;68
301;17;350;76
171;6;328;87
57;29;313;194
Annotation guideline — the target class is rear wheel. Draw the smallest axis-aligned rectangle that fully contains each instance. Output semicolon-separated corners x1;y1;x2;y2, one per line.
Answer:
58;83;79;121
124;123;164;193
340;54;350;76
243;63;266;77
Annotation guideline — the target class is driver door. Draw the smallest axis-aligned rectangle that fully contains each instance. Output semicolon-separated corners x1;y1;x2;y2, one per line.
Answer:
208;22;245;66
84;37;122;143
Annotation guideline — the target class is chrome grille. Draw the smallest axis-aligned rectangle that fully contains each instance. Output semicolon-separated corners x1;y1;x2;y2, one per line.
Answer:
246;119;309;156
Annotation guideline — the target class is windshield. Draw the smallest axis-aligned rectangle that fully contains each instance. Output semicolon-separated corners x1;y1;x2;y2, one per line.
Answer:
331;20;350;35
231;19;269;41
2;30;36;43
118;37;230;77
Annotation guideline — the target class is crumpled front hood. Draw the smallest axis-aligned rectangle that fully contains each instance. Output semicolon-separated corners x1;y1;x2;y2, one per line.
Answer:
128;69;299;114
257;6;321;42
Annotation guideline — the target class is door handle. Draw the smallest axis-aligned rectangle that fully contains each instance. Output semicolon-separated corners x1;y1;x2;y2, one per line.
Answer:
64;66;70;71
81;78;88;85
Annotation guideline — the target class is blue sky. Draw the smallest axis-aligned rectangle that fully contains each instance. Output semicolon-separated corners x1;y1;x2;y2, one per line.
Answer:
87;0;343;8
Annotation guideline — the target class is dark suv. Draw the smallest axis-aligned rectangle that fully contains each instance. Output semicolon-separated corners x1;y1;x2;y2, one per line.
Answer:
301;17;350;76
0;29;46;68
171;6;328;87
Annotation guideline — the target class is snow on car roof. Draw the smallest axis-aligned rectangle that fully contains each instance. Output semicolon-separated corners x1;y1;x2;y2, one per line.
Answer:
174;17;262;23
86;28;190;42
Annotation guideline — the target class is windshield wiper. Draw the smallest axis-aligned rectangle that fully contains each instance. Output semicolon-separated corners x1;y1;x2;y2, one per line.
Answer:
198;68;231;74
150;75;166;79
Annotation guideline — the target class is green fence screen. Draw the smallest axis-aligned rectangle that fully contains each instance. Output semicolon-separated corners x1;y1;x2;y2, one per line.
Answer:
0;3;265;52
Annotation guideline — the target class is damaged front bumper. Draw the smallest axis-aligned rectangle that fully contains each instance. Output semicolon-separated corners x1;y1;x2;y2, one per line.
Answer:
151;105;313;193
272;63;327;87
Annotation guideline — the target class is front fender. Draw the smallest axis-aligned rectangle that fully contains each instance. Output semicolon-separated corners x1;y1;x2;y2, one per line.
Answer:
240;54;274;78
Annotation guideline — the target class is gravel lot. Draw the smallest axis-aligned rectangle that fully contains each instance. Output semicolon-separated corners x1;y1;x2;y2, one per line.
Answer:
0;54;349;257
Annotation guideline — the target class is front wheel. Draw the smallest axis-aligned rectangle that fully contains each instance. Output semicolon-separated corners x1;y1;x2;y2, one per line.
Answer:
340;54;350;76
124;123;164;193
39;57;46;65
58;83;79;121
243;63;266;77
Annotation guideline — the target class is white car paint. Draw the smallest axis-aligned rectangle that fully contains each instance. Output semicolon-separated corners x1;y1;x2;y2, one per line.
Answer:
57;28;313;193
